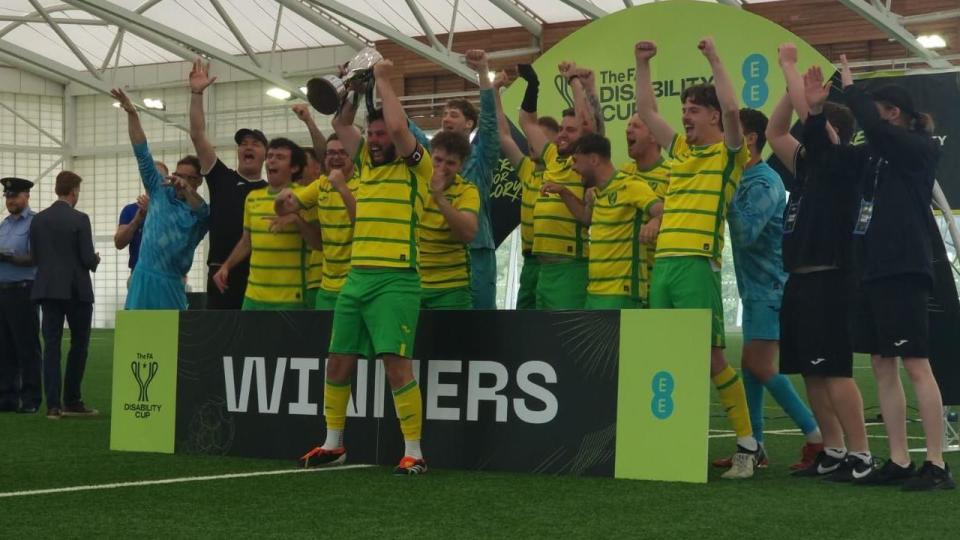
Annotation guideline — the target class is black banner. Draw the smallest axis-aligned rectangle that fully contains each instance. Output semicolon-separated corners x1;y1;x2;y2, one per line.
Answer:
487;122;530;247
175;310;620;474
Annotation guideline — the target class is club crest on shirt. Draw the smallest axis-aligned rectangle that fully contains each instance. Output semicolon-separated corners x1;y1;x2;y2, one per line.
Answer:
607;191;618;205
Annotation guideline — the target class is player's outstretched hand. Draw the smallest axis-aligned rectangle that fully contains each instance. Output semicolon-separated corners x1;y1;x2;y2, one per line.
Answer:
189;58;217;94
110;88;136;113
465;49;488;73
493;71;510;89
373;59;394;79
778;42;798;66
634;41;657;62
698;37;718;60
803;66;830;111
839;54;854;89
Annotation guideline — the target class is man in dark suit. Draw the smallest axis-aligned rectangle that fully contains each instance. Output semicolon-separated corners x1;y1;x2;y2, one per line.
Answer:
30;171;100;419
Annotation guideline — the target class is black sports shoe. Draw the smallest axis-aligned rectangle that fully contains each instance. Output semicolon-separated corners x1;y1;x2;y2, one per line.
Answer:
393;456;428;476
825;455;875;482
792;451;844;477
853;459;915;486
902;461;956;492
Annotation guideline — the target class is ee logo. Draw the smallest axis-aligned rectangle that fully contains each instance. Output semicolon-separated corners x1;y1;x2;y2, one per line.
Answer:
651;370;675;420
741;53;769;108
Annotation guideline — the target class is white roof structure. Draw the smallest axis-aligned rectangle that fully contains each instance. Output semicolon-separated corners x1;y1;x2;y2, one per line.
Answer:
0;1;953;94
0;1;773;74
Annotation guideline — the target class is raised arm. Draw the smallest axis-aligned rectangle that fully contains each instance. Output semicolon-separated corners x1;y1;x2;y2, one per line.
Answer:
634;42;676;150
766;93;800;176
802;66;835;158
292;104;327;165
112;88;146;145
465;50;501;186
516;64;549;159
776;43;810;122
698;37;742;150
838;55;932;169
570;66;603;136
493;71;524;167
188;58;219;173
331;91;363;160
113;88;165;195
373;60;418;157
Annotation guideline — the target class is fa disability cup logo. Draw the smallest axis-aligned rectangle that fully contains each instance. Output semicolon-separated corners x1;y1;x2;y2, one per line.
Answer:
132;361;159;402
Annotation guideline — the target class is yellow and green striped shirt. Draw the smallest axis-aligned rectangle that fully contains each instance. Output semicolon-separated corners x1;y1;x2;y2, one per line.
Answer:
295;171;360;292
620;157;671;280
351;139;432;269
656;135;749;265
304;215;323;290
589;171;660;300
243;185;311;304
419;174;480;289
517;157;543;254
533;143;588;259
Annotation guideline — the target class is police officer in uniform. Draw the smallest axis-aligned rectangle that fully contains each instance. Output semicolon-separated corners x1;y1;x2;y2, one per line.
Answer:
0;177;42;414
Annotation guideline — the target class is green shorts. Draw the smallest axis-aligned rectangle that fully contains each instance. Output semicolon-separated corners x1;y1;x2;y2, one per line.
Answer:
314;287;339;310
241;297;307;311
584;294;643;310
422;286;473;310
516;254;540;309
329;268;421;359
303;288;318;309
535;258;587;310
649;256;725;347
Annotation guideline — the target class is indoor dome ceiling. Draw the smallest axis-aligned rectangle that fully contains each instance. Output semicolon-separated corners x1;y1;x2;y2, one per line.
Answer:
0;0;761;71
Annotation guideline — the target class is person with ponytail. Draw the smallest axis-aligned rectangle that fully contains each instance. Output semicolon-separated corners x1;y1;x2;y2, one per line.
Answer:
803;56;953;491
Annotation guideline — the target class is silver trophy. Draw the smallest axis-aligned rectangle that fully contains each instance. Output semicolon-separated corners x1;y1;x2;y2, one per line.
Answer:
307;47;383;115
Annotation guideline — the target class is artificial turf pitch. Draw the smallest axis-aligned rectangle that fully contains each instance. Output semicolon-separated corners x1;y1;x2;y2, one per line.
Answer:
0;329;956;538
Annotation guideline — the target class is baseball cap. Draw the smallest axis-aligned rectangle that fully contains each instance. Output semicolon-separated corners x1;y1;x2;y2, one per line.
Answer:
869;85;918;118
234;128;268;147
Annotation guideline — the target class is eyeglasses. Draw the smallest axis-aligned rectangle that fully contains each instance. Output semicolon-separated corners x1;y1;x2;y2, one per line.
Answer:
171;173;201;182
326;150;349;157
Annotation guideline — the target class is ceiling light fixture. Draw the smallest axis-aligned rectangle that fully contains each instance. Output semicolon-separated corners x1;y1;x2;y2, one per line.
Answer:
917;34;947;49
142;98;166;110
266;87;292;100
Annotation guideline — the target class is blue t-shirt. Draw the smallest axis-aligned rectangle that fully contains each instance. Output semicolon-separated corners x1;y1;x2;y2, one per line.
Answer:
727;161;789;302
118;202;144;269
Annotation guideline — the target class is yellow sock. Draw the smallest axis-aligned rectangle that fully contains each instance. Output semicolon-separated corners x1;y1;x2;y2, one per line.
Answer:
392;379;423;441
713;365;753;438
324;380;351;431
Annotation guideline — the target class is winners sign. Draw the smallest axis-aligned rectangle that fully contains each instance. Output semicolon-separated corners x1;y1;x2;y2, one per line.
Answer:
112;309;711;483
